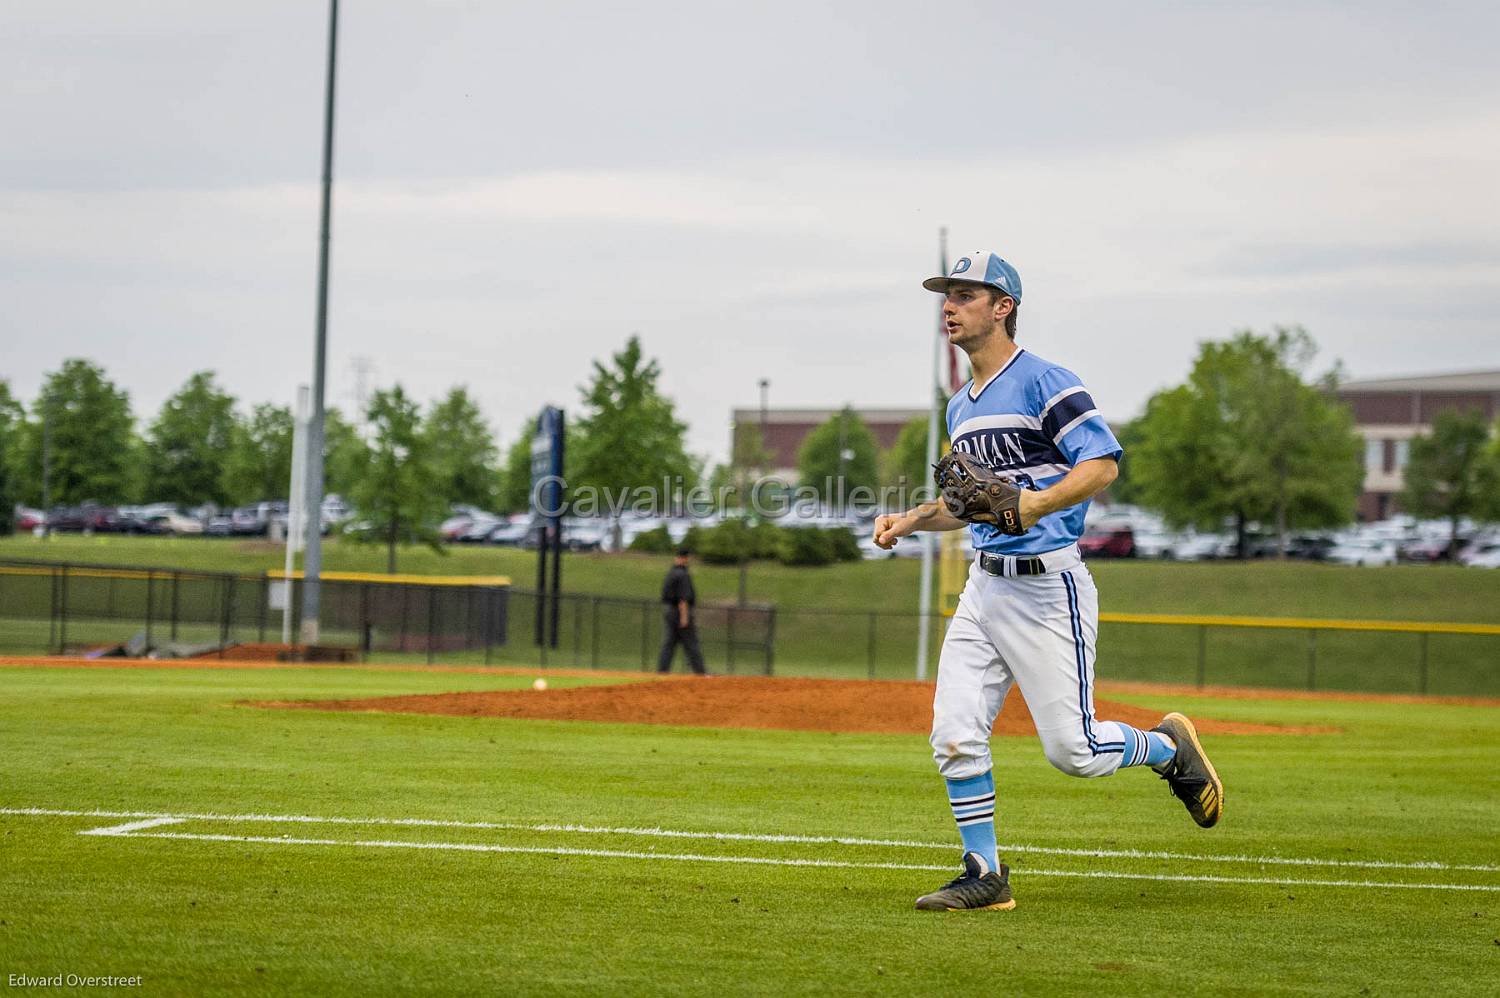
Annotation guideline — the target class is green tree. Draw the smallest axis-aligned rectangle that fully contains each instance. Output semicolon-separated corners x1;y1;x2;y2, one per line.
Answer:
19;359;137;506
1400;410;1499;554
1105;418;1147;506
321;407;367;499
423;387;500;510
1129;328;1363;556
726;421;774;509
0;382;26;531
571;336;695;510
496;426;534;514
223;403;295;505
881;402;949;501
796;406;880;507
347;386;445;573
144;371;237;505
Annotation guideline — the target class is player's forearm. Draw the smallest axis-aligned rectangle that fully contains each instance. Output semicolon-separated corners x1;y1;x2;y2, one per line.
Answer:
902;500;966;533
1025;458;1119;520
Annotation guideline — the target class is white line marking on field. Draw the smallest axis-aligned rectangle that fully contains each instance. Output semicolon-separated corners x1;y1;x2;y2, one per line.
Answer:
90;828;1500;894
79;817;183;836
7;806;1499;880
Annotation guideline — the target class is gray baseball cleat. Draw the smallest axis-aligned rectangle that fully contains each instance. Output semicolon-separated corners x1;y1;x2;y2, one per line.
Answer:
915;852;1016;911
1152;711;1224;828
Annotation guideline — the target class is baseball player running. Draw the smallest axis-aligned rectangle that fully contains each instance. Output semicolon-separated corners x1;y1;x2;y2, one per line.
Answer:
873;251;1223;912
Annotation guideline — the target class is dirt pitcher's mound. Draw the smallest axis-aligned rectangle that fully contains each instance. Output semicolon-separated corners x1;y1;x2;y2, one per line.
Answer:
263;676;1318;736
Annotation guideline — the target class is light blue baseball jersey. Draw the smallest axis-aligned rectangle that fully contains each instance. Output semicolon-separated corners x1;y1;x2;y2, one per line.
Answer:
945;348;1122;556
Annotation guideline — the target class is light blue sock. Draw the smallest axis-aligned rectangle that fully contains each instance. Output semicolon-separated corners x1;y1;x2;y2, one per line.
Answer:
1116;726;1175;769
945;772;998;874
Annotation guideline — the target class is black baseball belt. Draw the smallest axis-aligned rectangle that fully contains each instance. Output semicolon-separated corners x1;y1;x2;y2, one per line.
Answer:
976;552;1047;577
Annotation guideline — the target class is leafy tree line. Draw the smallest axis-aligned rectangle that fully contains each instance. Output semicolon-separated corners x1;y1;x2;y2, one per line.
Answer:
0;360;509;520
0;336;703;547
1114;327;1500;554
3;331;1495;555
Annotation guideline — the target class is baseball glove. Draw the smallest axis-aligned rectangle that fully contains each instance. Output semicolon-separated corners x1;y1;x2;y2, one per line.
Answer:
934;451;1027;536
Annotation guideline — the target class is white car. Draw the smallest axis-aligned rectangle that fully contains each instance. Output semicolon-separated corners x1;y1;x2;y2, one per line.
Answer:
1132;527;1179;559
1460;542;1500;568
149;511;204;535
1326;539;1398;567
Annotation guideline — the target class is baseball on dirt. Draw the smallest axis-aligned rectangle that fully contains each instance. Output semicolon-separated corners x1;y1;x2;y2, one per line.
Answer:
532;678;548;691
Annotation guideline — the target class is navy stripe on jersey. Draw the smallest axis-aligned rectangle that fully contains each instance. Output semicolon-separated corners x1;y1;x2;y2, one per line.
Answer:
1041;391;1098;442
951;427;1067;471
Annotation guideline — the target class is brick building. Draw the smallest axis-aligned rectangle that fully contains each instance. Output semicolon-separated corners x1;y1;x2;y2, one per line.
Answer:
1336;370;1500;520
728;407;927;480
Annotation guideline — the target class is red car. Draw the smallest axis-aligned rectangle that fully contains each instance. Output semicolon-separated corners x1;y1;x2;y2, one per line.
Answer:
1080;525;1135;558
13;508;46;532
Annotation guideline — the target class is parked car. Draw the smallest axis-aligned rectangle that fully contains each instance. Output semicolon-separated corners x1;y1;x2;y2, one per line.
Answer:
1459;540;1500;568
231;501;288;537
145;511;204;535
1284;534;1337;561
14;507;46;532
1398;537;1454;563
562;519;608;552
1131;526;1179;559
485;517;531;547
204;514;235;537
1080;525;1135;558
441;514;477;542
456;515;502;543
1172;531;1230;561
1465;546;1500;569
1326;539;1398;566
47;504;125;533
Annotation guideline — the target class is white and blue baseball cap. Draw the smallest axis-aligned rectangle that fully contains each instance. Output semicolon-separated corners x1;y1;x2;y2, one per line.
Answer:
923;251;1022;300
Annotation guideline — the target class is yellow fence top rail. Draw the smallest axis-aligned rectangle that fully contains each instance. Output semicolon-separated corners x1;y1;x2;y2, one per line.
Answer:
1;565;159;581
1098;611;1500;637
935;602;1500;636
267;569;511;588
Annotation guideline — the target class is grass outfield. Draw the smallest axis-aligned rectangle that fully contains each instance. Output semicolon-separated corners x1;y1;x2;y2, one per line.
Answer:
1;663;1497;995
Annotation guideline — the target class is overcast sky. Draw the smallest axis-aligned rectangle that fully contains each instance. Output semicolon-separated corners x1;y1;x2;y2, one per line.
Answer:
3;1;1497;466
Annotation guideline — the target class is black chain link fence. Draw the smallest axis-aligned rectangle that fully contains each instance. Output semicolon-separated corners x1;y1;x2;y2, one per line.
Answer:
2;559;1495;694
0;560;773;674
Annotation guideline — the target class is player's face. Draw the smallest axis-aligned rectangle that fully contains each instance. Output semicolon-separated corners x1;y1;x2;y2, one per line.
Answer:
942;285;1009;351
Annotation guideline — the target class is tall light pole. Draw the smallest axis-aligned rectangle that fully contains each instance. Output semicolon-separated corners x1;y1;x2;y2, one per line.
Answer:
916;227;948;680
757;378;770;474
40;392;51;539
300;0;339;646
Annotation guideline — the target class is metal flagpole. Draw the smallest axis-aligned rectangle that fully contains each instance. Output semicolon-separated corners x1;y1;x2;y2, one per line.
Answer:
915;227;948;680
283;386;310;645
300;0;339;646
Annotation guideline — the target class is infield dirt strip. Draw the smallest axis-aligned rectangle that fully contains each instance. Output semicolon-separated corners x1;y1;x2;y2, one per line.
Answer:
255;676;1327;736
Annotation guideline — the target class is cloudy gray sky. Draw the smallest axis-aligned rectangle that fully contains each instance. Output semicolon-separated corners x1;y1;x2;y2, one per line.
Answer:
4;1;1497;465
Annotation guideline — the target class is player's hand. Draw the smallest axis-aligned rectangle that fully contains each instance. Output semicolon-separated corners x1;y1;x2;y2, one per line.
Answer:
873;514;915;549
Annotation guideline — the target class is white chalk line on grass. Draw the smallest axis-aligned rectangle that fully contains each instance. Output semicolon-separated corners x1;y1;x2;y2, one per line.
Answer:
82;828;1500;894
8;806;1496;875
78;816;184;836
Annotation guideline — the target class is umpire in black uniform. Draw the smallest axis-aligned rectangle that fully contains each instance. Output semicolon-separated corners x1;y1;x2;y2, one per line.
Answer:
658;547;706;675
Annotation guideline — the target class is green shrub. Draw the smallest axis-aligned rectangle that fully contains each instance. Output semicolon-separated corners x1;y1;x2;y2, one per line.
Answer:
697;519;752;565
749;521;784;559
824;527;862;563
628;525;676;554
776;527;836;566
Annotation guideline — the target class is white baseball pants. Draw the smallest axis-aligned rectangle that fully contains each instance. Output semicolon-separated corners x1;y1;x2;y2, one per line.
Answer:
931;546;1130;781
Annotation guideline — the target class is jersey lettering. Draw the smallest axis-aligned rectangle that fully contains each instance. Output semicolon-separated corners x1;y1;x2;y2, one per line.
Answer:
954;431;1026;468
